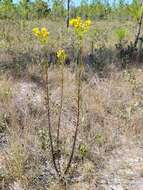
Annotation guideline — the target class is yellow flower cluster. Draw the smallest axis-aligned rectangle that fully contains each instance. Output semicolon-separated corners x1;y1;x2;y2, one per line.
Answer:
69;17;91;39
33;27;49;45
57;49;67;63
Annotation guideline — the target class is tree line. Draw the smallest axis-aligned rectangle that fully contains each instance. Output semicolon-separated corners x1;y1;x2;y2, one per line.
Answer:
0;0;141;20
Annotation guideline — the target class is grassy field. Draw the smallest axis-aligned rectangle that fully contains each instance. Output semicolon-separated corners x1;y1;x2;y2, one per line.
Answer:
0;18;143;190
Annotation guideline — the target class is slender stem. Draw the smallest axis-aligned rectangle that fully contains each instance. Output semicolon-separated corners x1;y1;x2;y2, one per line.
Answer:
64;48;82;175
56;64;64;172
44;63;60;176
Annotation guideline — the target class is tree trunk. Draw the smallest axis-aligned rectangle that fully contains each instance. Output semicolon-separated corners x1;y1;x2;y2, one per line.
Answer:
134;14;143;48
67;0;70;28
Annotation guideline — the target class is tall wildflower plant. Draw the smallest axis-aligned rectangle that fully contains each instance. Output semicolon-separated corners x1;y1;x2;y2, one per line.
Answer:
33;17;91;185
64;17;91;174
33;27;60;177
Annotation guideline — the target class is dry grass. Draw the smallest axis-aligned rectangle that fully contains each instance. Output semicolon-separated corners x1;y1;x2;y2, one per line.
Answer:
1;19;143;190
0;65;143;189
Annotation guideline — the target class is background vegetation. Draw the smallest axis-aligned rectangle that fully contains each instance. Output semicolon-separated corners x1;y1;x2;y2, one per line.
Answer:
1;0;143;190
0;0;140;20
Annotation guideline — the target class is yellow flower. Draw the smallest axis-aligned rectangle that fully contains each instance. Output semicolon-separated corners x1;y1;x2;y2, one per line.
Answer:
69;17;91;40
41;27;49;37
33;27;49;45
33;27;40;37
85;19;91;27
69;19;75;26
57;49;67;63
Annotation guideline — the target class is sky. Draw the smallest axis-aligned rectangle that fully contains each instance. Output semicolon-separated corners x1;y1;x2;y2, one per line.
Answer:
75;0;82;6
13;0;131;6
